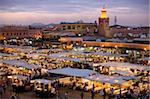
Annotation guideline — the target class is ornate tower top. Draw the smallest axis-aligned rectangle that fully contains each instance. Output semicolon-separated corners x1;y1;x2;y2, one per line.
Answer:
101;6;108;18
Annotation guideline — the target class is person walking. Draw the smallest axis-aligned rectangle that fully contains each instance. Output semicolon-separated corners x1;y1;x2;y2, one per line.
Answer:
80;91;84;99
64;91;68;99
2;83;6;94
110;87;114;98
91;84;95;99
56;90;59;99
100;89;104;99
91;89;94;99
103;88;106;99
0;86;4;99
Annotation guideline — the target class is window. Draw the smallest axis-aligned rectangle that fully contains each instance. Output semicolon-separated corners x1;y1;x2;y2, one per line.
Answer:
68;26;71;29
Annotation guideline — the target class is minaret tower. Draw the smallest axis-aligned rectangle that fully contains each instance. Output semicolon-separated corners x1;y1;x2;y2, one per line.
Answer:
98;6;111;38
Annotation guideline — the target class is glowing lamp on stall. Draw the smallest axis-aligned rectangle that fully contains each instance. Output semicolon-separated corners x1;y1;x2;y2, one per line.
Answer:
96;78;100;80
83;44;87;47
115;80;119;83
8;76;12;79
144;48;147;51
76;43;79;45
78;34;82;37
14;76;17;79
115;45;118;48
90;47;93;50
101;45;104;47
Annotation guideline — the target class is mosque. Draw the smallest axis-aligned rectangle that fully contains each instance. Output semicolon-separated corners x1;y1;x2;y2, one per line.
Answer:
56;7;149;39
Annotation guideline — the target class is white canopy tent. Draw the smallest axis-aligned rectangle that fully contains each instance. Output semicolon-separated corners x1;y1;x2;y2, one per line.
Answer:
85;74;136;85
82;52;128;57
138;57;150;61
0;53;14;57
30;79;55;84
3;59;40;69
8;74;28;79
110;70;134;76
94;62;149;71
0;72;6;76
47;53;66;58
60;57;83;63
48;67;97;77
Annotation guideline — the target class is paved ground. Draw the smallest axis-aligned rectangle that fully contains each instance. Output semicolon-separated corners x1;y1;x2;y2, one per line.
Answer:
1;87;109;99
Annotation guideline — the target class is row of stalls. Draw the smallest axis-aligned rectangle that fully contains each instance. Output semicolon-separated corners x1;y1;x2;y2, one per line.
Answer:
0;46;149;98
2;59;41;78
0;59;57;97
92;62;149;76
138;57;150;66
47;67;138;95
7;75;56;97
0;64;148;98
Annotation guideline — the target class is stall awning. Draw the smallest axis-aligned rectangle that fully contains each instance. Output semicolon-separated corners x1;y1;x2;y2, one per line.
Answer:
82;52;128;57
110;70;133;76
0;52;13;57
60;57;82;63
0;72;6;76
8;75;28;79
3;59;40;69
48;67;96;77
85;74;136;85
138;57;150;61
30;79;54;84
47;53;65;58
95;62;149;71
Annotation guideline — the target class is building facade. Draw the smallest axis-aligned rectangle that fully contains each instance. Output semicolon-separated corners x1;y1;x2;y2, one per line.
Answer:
57;23;97;35
110;25;149;38
0;26;42;40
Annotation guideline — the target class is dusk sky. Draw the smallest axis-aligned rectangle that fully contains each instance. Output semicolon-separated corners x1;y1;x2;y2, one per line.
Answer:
0;0;149;26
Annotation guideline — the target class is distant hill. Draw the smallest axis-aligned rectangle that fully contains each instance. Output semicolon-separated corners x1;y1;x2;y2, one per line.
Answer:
30;23;45;27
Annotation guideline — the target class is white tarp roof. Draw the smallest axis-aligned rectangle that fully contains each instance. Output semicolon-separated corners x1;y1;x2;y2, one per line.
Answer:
107;54;128;57
30;79;54;84
95;62;149;71
60;57;82;62
82;52;128;57
34;49;64;53
3;59;40;69
27;53;46;57
138;57;150;61
48;54;82;62
8;75;28;79
110;70;133;76
48;67;96;77
0;53;13;57
85;74;136;85
83;52;110;56
0;72;6;76
47;52;69;58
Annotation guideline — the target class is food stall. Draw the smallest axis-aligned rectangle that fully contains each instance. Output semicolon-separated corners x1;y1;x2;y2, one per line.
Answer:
48;67;97;89
2;59;41;78
0;71;7;80
8;75;29;92
85;74;136;94
93;62;149;76
138;57;150;66
30;79;56;97
0;71;7;86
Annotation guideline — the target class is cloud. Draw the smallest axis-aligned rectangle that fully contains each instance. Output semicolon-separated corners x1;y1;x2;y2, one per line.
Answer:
0;0;149;26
